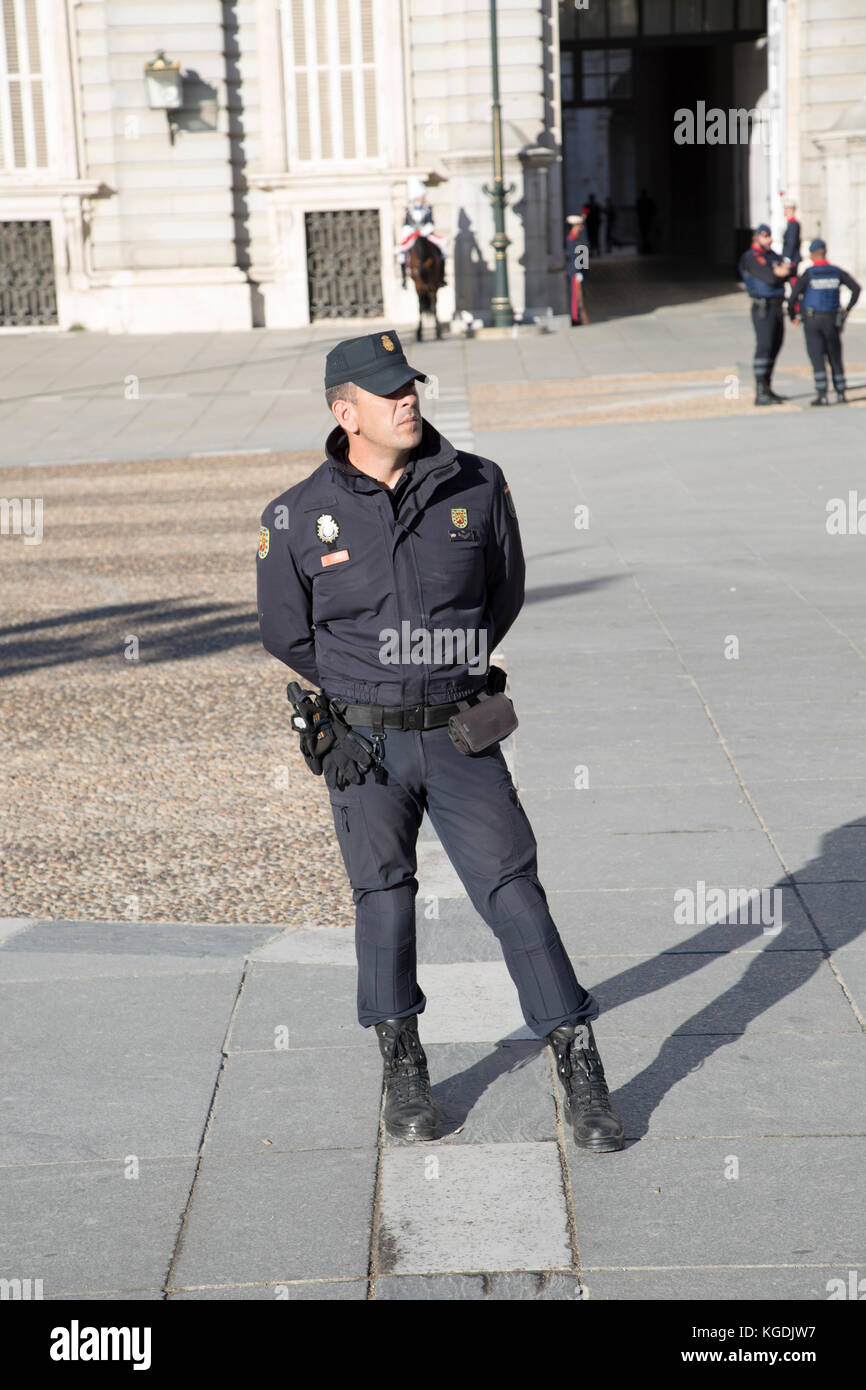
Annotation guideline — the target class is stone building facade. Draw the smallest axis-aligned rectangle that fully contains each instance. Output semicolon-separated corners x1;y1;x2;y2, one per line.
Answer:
0;1;862;333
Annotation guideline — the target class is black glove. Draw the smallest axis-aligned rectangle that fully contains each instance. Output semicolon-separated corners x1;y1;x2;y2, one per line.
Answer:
837;309;848;330
487;664;507;695
286;684;338;775
322;722;376;790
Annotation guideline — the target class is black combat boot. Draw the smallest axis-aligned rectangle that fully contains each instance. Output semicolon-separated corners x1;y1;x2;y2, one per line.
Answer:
374;1015;437;1140
766;383;787;402
836;389;847;404
811;391;830;406
754;379;779;406
547;1021;624;1153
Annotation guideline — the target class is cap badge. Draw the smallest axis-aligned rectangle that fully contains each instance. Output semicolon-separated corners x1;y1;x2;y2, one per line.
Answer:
451;507;468;529
316;513;340;544
381;334;395;352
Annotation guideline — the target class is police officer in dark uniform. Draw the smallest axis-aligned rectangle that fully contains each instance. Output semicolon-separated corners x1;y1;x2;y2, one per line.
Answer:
781;202;801;284
256;330;624;1154
738;223;792;405
788;238;861;405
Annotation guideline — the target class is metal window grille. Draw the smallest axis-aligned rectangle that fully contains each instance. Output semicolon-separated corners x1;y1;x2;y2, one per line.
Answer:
0;219;57;324
305;208;383;318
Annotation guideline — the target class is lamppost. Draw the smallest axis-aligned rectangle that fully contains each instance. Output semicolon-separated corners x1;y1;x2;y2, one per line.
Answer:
482;0;515;327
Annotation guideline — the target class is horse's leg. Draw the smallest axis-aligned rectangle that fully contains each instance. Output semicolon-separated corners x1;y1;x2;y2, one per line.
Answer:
433;288;441;339
417;293;423;342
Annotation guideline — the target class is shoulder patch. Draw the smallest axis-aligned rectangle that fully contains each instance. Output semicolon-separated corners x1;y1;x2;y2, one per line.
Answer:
503;483;517;518
257;524;270;559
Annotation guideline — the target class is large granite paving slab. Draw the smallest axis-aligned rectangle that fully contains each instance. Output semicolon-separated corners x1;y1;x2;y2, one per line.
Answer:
171;1150;377;1288
377;1142;571;1275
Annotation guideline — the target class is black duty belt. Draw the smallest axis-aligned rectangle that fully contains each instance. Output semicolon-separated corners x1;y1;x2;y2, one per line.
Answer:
331;697;480;731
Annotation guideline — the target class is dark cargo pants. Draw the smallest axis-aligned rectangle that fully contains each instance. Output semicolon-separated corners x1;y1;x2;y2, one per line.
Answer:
327;722;598;1038
751;297;784;384
803;312;846;393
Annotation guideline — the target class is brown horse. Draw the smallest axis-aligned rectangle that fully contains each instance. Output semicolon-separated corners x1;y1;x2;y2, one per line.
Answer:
406;236;444;341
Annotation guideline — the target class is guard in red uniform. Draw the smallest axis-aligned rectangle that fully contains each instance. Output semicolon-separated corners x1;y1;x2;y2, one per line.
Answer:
566;214;590;326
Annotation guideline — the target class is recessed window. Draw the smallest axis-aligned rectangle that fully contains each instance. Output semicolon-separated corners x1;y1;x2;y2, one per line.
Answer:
674;0;702;30
561;50;575;104
705;0;734;28
581;48;633;101
609;0;639;36
738;0;764;28
643;0;672;33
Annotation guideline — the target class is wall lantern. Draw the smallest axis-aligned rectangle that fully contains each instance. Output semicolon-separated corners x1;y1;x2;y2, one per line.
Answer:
144;51;183;143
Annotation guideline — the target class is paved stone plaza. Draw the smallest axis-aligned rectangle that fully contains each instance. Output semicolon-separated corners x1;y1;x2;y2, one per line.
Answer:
1;268;865;1299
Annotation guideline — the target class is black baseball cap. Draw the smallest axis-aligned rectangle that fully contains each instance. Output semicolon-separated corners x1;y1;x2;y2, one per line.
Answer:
324;330;427;396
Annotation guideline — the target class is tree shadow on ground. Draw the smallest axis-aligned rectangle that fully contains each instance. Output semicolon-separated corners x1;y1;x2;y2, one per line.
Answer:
0;599;259;678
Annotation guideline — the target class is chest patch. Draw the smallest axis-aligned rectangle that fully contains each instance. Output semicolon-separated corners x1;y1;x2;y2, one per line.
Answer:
316;513;340;544
450;507;468;529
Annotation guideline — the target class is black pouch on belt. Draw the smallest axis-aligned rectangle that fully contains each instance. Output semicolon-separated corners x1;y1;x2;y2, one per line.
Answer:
448;692;518;755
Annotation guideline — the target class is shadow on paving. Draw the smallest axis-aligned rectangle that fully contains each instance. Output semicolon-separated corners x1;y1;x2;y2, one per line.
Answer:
0;599;259;677
582;255;738;325
523;574;626;607
428;822;863;1143
0;578;626;678
0;353;308;406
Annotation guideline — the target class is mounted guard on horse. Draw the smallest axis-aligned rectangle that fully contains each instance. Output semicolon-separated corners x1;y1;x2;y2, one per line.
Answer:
396;176;447;340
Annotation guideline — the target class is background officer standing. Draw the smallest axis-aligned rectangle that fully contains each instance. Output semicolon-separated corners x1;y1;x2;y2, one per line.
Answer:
789;238;861;405
782;201;801;285
565;213;590;325
738;222;792;405
256;330;624;1154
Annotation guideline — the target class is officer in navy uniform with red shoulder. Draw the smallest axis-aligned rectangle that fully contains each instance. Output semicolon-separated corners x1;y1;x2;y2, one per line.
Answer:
788;238;861;406
738;223;792;405
256;329;624;1153
781;201;801;285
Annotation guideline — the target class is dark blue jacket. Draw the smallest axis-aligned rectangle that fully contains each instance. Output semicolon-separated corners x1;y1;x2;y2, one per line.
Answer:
257;420;525;706
781;218;800;265
738;245;786;299
789;261;861;319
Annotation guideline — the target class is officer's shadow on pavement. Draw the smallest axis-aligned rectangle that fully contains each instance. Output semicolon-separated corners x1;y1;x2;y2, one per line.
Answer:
427;822;863;1146
577;820;863;1144
429;1037;547;1141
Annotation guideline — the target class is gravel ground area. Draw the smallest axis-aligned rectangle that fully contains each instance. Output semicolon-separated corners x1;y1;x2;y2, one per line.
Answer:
469;363;866;427
0;451;356;927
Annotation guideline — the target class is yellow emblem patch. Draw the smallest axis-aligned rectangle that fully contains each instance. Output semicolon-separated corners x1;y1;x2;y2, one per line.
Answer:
257;524;270;559
381;334;395;352
451;507;468;528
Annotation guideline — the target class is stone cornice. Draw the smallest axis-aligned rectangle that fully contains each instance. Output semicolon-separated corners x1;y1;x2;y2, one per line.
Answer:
813;130;866;152
0;178;108;198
